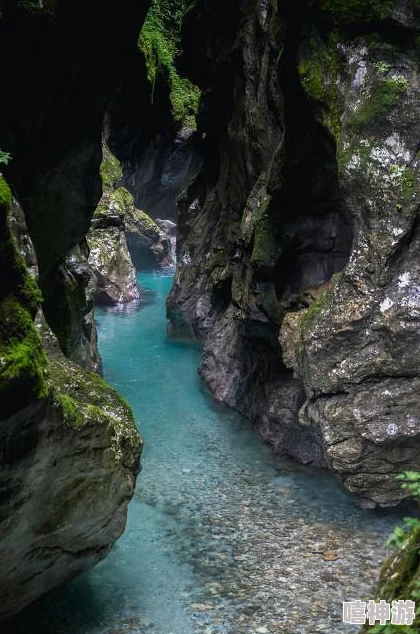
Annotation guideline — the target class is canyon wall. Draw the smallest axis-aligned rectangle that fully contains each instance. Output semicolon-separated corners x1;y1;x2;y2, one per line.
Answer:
0;0;148;619
167;0;420;508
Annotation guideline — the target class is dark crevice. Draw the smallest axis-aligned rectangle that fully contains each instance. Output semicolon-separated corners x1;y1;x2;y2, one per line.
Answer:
264;0;353;305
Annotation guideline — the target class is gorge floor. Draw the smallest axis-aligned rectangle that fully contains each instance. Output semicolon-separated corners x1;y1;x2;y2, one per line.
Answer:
4;269;403;634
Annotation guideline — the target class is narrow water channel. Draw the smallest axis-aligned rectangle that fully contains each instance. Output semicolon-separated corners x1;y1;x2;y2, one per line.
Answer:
5;269;402;634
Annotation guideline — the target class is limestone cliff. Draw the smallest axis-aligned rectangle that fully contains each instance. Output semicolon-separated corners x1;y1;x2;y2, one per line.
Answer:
87;145;139;305
167;0;420;507
0;0;147;619
0;179;142;619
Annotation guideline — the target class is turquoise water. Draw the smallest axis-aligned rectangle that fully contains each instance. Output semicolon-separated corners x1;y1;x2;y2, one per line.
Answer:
4;269;402;634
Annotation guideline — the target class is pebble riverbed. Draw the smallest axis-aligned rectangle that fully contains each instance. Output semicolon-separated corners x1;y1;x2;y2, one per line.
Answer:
3;270;403;634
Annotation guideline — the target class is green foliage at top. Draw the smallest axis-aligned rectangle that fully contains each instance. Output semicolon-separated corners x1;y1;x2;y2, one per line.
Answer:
139;0;200;125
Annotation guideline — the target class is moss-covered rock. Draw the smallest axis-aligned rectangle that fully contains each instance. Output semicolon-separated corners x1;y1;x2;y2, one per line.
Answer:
87;220;140;305
88;151;140;306
87;143;172;303
123;192;174;268
290;21;420;506
0;176;49;418
100;143;123;189
0;309;142;620
0;178;142;620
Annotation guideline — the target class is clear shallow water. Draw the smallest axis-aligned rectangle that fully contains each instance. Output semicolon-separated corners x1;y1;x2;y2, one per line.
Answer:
4;269;403;634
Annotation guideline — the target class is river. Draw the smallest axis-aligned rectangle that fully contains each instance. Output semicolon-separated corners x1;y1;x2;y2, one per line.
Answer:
4;269;401;634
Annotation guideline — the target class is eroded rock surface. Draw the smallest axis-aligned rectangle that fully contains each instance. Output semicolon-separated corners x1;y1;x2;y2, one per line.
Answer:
287;0;420;507
167;0;420;505
0;178;142;619
125;203;174;269
87;146;139;305
120;127;203;222
0;0;147;618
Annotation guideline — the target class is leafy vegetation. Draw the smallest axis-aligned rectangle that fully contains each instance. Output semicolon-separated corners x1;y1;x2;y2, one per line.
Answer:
363;473;420;633
0;149;11;165
138;0;200;125
388;473;420;549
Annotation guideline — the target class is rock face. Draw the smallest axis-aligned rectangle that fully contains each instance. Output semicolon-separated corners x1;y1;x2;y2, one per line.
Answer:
125;201;174;268
42;241;102;373
0;0;147;619
0;0;149;370
167;0;420;505
87;146;139;305
120;127;203;222
287;0;420;507
0;180;142;619
88;202;140;305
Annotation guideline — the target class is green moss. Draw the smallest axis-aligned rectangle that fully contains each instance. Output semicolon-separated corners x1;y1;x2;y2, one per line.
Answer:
125;206;162;240
298;32;341;139
94;187;135;218
0;296;49;408
57;393;84;428
57;395;112;430
139;0;200;124
301;288;331;332
399;166;415;203
19;271;43;312
49;351;135;427
350;77;407;129
100;145;123;190
0;175;12;207
112;187;134;209
133;209;159;232
0;177;48;416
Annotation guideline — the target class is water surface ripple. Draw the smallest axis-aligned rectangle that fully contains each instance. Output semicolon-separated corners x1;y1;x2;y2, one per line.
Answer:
4;270;402;634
